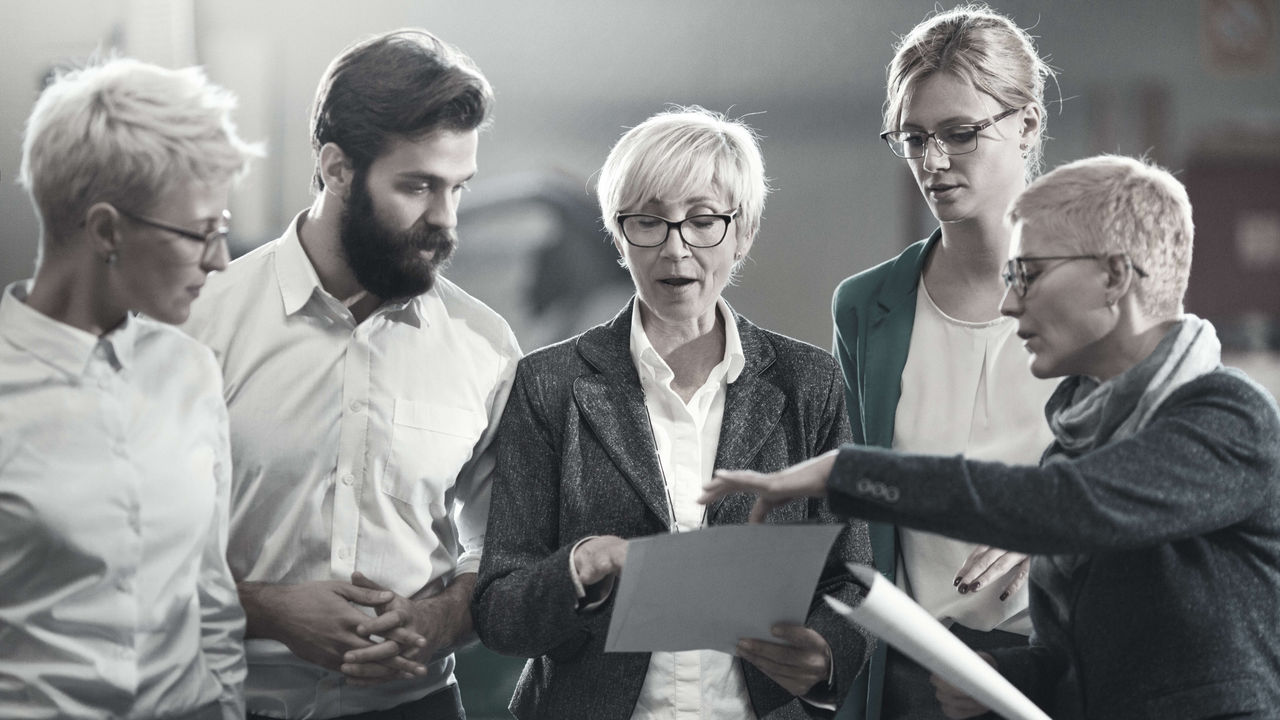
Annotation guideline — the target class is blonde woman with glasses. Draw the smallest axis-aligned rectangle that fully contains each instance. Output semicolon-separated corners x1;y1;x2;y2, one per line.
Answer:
828;5;1060;718
0;58;257;719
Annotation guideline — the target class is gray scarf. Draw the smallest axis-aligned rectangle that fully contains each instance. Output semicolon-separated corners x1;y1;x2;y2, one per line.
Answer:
1029;315;1221;708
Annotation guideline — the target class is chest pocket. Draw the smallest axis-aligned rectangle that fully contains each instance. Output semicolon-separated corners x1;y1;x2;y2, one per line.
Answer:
384;398;487;507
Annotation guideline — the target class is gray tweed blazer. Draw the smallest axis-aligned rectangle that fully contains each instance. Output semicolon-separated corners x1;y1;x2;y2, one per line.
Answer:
474;300;873;719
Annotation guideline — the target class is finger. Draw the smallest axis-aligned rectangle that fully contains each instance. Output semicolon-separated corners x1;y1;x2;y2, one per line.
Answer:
1000;558;1032;602
334;582;395;607
748;497;775;524
355;608;409;638
966;551;1028;595
736;642;818;695
952;545;993;585
343;638;402;665
340;658;400;679
381;625;428;649
351;571;390;592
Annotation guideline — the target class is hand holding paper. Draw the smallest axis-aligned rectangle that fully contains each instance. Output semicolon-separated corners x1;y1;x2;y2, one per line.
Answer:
826;564;1050;720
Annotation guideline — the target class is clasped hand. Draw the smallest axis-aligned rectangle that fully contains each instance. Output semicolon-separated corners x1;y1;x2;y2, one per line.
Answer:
250;573;470;686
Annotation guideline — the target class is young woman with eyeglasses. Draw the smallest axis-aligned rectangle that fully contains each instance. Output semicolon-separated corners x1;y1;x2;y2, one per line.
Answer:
827;6;1060;719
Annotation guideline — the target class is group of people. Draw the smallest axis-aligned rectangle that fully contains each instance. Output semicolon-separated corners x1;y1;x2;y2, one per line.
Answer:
2;5;1278;720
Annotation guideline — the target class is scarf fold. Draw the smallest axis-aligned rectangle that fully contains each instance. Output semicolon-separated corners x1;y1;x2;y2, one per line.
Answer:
1029;315;1221;704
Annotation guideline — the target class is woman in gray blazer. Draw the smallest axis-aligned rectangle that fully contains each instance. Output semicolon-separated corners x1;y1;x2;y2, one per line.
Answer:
473;107;874;719
704;155;1280;719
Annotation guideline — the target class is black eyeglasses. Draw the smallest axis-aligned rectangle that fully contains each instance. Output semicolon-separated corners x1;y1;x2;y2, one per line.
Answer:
881;107;1022;159
616;209;738;248
1002;254;1149;297
117;207;231;257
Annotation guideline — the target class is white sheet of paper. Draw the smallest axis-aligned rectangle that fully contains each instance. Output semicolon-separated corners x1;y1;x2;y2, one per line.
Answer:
825;564;1051;720
604;523;843;655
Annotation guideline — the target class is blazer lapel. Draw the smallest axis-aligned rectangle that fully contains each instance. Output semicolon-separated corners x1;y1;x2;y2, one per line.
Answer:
708;315;784;523
573;301;672;530
860;230;939;449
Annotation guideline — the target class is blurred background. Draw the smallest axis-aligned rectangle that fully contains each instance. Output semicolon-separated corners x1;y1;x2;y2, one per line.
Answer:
1;0;1277;715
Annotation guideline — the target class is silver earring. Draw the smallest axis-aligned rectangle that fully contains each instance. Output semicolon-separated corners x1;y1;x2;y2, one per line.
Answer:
105;251;118;266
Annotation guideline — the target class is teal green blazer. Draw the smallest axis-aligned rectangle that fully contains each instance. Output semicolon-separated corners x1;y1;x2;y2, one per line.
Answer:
830;230;940;720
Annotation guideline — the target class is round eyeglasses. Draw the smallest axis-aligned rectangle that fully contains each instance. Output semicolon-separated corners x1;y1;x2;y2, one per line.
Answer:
1002;254;1148;297
881;107;1021;159
117;207;231;258
616;209;738;248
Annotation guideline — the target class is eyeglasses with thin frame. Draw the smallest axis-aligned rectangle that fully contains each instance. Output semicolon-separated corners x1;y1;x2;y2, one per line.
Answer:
1002;254;1149;297
116;207;232;258
616;208;739;249
881;107;1022;159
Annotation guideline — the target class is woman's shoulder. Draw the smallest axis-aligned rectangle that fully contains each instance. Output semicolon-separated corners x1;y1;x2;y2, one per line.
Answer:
833;235;934;316
1162;367;1280;456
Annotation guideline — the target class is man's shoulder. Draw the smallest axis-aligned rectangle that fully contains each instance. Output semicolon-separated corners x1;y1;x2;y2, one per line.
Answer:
431;276;520;355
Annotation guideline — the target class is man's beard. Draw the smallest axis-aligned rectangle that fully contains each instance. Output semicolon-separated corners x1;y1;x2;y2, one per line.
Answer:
339;173;457;301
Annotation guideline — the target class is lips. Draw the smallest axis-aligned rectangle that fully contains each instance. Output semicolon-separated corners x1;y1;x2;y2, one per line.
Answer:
660;277;696;287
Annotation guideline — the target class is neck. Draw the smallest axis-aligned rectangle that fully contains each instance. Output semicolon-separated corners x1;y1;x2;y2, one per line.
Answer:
923;216;1014;322
299;192;382;323
1090;306;1180;381
639;302;726;401
25;246;128;336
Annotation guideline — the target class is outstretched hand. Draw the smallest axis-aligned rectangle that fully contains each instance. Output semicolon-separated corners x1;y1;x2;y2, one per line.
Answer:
699;450;838;523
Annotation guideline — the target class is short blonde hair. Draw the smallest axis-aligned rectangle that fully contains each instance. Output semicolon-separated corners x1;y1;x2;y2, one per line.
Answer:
19;57;259;243
1008;155;1194;319
885;3;1054;180
597;106;769;244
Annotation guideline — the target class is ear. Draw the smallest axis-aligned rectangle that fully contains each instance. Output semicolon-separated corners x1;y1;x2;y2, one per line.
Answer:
1103;253;1136;306
83;202;121;260
1019;104;1044;145
734;221;756;261
319;142;355;198
611;233;630;267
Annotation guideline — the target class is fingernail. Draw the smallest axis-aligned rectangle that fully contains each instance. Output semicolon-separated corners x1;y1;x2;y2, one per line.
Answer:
958;584;969;594
953;576;961;587
970;580;981;592
999;591;1009;602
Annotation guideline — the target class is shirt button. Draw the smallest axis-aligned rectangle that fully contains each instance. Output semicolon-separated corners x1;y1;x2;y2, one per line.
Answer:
341;474;354;486
338;547;352;561
348;400;364;413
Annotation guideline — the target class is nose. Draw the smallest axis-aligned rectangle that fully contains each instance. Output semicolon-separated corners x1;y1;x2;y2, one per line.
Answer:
658;224;692;260
202;236;230;273
921;136;950;173
999;282;1021;317
425;190;460;230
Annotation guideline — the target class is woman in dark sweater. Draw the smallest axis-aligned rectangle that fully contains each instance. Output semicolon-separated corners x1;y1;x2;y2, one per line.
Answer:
703;154;1280;720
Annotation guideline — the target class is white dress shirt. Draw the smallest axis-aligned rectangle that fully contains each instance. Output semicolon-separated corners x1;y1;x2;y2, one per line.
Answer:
893;280;1057;633
0;282;245;720
627;299;757;720
182;213;519;719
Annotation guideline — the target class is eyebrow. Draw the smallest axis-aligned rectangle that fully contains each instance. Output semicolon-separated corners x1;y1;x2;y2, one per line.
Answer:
394;170;477;185
899;115;987;130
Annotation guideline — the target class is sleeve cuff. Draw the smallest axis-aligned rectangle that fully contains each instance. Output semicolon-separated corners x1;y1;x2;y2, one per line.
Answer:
568;536;614;611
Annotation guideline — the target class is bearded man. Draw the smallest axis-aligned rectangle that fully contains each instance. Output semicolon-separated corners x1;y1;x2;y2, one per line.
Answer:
183;29;520;720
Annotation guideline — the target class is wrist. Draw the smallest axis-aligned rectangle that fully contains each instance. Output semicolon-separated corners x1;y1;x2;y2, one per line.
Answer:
237;581;282;640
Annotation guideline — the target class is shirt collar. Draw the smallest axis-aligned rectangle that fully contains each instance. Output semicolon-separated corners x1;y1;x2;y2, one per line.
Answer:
274;210;430;326
0;280;137;376
628;297;746;387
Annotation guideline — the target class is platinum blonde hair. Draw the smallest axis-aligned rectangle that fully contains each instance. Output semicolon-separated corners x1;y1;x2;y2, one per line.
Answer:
1009;154;1194;319
597;106;769;249
885;3;1055;180
19;57;259;247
